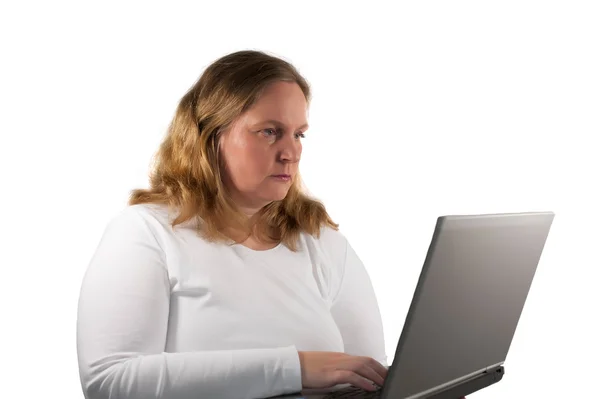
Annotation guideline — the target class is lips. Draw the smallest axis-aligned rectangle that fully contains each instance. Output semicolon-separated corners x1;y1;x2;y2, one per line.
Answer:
273;174;291;178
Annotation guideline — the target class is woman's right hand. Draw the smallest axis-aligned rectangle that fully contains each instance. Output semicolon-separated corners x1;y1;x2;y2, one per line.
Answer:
297;351;388;391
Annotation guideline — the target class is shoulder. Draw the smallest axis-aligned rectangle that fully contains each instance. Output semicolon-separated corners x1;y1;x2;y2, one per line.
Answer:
106;203;163;229
109;203;195;232
302;224;349;258
103;203;190;247
301;225;352;286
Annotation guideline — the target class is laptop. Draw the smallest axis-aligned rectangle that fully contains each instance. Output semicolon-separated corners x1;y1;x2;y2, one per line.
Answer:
268;211;554;399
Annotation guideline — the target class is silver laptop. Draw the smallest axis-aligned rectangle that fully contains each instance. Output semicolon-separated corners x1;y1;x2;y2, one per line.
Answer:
269;211;554;399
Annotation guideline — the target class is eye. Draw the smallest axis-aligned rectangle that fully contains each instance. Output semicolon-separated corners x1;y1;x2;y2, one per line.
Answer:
261;129;306;139
261;128;277;137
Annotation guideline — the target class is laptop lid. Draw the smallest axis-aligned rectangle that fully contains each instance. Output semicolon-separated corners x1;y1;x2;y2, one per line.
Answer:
381;211;554;398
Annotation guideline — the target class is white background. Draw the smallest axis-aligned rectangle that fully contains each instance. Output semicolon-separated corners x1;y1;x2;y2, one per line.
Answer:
1;1;598;398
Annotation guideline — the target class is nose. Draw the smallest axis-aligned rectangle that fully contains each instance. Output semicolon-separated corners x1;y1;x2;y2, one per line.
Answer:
277;133;302;163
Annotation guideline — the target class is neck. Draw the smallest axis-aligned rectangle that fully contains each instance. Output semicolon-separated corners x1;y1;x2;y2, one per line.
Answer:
239;207;261;218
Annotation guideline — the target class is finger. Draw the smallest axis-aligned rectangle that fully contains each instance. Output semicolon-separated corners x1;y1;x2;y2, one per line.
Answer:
351;357;388;383
335;370;378;391
355;363;385;387
366;358;389;380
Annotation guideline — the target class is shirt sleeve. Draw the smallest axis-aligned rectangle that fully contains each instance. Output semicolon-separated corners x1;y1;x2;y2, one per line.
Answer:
329;237;388;368
76;207;302;399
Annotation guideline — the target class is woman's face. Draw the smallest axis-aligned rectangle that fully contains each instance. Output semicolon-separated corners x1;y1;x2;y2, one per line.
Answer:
218;81;309;215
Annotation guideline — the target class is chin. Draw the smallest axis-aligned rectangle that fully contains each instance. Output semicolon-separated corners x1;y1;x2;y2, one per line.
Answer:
267;189;291;202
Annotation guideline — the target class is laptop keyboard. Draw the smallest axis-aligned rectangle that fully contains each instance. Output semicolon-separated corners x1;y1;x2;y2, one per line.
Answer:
321;386;383;398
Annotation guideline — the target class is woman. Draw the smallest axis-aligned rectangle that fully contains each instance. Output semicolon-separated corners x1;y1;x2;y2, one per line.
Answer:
76;50;389;399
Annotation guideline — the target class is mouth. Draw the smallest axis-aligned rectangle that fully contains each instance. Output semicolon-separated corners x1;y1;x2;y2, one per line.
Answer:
272;174;291;181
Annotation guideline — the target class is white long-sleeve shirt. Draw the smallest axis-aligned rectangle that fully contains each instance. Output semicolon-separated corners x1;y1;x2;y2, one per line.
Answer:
76;203;387;399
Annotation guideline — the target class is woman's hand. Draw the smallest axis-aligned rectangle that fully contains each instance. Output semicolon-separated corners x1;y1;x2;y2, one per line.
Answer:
297;351;467;398
297;351;388;391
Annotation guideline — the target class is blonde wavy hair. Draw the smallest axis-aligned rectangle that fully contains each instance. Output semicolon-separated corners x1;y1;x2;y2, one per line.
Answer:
128;49;339;251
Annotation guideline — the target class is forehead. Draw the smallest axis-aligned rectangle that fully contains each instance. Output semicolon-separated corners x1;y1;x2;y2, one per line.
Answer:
245;81;308;127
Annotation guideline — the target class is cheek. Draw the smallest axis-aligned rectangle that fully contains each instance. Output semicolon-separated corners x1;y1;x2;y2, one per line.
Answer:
247;149;272;174
226;146;270;181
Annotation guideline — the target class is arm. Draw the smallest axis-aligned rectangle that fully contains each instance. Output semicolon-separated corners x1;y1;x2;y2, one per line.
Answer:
329;236;388;367
76;207;302;399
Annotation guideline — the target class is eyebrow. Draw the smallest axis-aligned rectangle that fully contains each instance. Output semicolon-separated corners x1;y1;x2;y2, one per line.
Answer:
251;119;309;130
